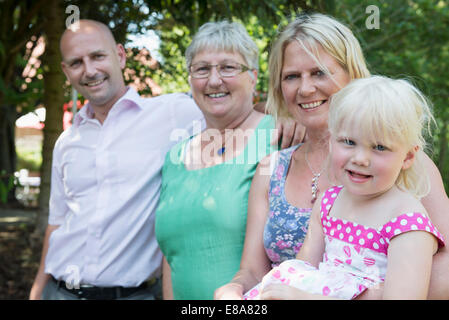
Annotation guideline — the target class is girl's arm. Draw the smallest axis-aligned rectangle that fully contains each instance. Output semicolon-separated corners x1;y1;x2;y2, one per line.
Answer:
161;256;174;300
295;196;326;267
383;230;437;299
214;157;273;300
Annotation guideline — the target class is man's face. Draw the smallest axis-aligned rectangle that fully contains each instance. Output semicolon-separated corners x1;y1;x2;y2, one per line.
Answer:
60;26;126;109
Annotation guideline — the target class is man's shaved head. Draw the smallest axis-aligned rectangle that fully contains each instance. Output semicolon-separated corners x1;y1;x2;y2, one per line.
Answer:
60;19;117;60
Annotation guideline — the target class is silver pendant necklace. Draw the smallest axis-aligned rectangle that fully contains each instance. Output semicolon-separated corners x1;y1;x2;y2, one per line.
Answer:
304;144;325;204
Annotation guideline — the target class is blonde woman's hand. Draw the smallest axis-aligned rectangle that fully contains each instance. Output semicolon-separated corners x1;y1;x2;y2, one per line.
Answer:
214;282;244;300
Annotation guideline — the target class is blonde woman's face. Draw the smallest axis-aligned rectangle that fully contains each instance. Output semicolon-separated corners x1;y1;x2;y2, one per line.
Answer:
281;41;350;130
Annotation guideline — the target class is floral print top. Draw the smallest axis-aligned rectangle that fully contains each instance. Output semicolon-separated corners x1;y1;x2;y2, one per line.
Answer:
263;144;312;266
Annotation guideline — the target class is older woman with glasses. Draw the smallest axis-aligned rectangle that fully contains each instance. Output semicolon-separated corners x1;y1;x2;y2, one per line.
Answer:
155;21;280;300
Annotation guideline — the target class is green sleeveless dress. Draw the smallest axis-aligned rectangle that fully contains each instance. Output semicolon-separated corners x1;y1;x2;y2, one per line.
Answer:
155;115;276;300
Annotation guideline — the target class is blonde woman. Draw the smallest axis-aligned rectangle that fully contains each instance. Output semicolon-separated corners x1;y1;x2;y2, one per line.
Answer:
215;13;449;300
244;76;444;300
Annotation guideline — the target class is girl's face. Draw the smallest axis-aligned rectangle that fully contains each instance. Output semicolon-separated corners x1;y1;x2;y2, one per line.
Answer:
281;41;351;131
330;126;416;198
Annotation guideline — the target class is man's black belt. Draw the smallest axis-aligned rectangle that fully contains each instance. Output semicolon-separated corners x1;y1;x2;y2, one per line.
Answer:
51;276;154;300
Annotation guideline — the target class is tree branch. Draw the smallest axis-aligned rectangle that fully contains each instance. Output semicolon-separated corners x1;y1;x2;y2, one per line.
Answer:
14;0;47;41
9;21;45;56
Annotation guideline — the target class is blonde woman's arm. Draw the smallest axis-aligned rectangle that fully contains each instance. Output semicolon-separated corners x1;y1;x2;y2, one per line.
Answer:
421;153;449;299
214;157;273;299
161;256;174;300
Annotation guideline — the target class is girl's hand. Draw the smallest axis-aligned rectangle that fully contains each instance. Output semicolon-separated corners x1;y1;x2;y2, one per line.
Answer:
214;282;244;300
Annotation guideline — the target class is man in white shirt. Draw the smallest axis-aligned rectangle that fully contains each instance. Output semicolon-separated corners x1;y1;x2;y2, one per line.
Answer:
29;19;204;300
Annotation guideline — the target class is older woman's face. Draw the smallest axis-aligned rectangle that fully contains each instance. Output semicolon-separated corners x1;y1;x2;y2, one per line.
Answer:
281;41;350;130
189;49;257;123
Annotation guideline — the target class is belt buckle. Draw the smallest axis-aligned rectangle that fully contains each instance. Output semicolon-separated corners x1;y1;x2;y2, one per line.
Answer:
77;287;111;300
57;280;101;299
74;288;90;300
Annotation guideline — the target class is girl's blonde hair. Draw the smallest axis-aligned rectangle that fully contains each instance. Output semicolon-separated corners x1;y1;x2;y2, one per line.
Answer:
328;75;435;198
266;13;370;120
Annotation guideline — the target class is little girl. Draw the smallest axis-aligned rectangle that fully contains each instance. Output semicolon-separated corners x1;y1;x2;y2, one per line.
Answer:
244;76;445;300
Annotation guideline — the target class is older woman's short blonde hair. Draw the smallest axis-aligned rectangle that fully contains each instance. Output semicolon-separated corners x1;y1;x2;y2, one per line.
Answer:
328;75;435;199
185;21;259;71
266;13;370;119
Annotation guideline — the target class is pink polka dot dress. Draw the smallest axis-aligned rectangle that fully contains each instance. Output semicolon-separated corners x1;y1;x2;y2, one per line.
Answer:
244;186;445;300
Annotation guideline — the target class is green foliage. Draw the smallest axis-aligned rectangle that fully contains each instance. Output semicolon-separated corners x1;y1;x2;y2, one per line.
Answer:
16;148;42;173
152;24;192;93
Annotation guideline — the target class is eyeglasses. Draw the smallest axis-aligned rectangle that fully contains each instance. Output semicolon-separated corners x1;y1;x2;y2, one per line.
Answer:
189;62;251;79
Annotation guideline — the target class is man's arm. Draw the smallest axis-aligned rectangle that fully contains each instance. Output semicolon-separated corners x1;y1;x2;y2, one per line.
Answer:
29;138;68;300
29;224;60;300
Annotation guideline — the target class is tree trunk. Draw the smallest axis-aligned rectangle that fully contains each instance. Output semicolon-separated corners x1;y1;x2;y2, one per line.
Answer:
33;0;65;236
0;104;17;203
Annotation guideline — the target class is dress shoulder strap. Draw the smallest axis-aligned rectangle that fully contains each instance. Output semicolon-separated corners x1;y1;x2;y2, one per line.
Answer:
268;144;301;195
320;186;344;218
380;212;445;248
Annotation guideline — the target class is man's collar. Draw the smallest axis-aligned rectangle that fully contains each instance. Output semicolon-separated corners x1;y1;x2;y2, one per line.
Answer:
73;87;143;127
116;86;145;109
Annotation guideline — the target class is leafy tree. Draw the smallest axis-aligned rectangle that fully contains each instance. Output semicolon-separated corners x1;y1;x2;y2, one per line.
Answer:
0;0;47;203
